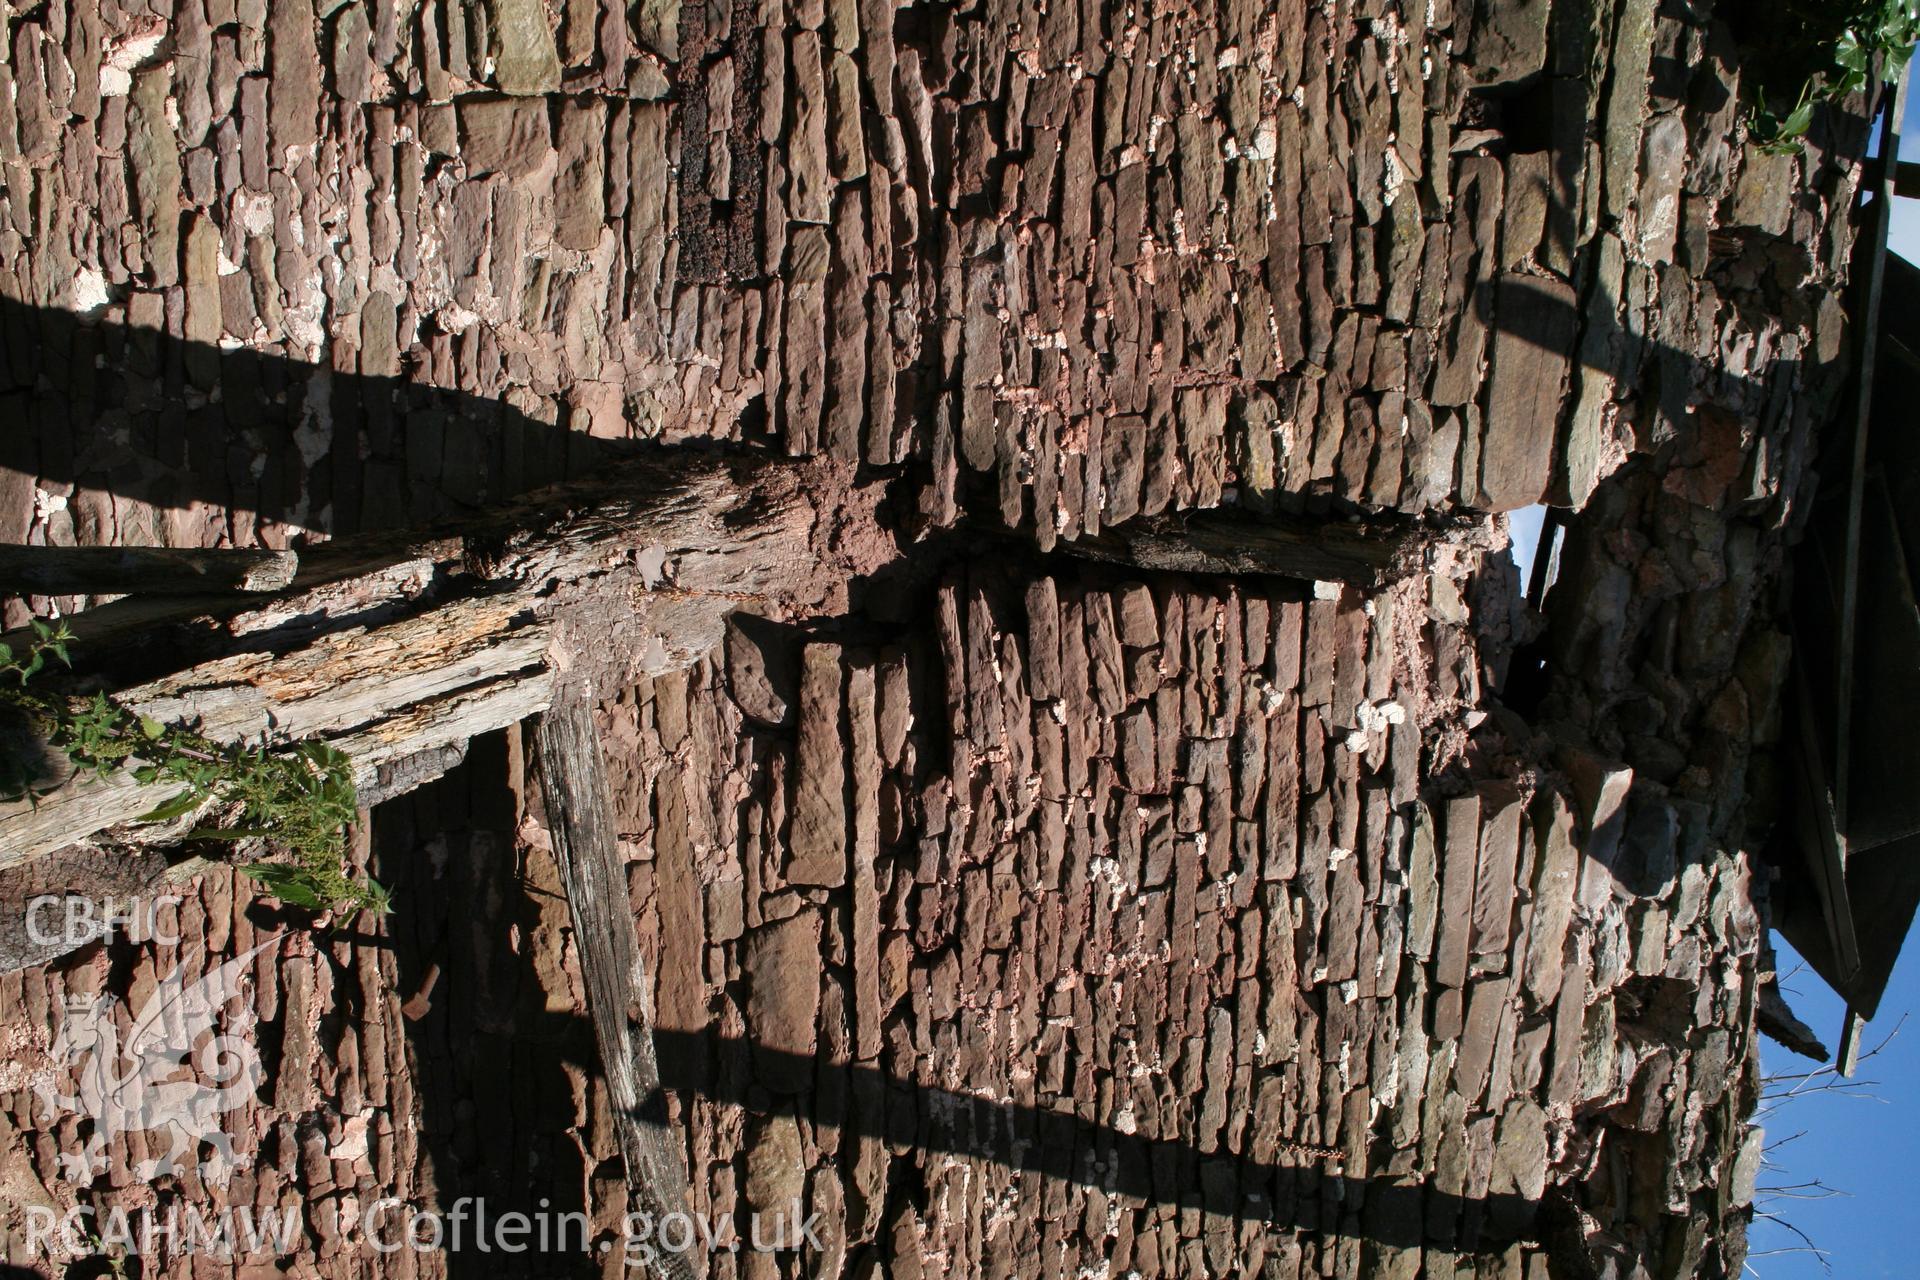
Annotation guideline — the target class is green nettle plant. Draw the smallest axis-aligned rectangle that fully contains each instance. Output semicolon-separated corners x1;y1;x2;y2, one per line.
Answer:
0;621;388;914
1745;2;1920;153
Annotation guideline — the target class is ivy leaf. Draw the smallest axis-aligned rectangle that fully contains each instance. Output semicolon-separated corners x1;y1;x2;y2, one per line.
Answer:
241;862;328;910
1835;28;1870;73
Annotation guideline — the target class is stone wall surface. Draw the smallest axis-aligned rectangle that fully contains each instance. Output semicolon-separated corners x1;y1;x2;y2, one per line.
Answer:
0;552;1783;1279
0;0;1868;568
0;0;1882;1276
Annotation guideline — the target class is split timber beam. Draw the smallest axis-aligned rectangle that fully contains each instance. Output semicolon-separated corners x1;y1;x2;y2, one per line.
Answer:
0;545;299;596
1056;507;1438;589
0;453;890;871
534;693;701;1280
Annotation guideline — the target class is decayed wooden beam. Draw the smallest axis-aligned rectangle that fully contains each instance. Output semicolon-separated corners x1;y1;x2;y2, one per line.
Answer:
534;692;700;1280
1058;508;1435;588
3;453;889;680
0;600;555;872
0;540;455;666
0;454;890;870
0;545;299;596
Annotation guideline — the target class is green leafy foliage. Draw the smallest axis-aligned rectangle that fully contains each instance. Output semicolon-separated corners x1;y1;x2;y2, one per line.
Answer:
0;621;73;801
0;623;387;915
0;619;73;687
80;1231;131;1280
1744;2;1920;153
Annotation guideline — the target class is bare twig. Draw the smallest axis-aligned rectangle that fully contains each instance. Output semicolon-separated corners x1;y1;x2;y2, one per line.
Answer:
1754;1181;1850;1201
1751;1212;1834;1272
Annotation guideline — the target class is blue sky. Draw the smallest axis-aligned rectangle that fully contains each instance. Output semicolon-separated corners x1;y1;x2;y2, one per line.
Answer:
1751;941;1919;1277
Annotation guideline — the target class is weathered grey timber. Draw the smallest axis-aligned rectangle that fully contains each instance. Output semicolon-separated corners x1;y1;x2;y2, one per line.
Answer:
535;692;701;1280
0;545;299;596
0;453;890;871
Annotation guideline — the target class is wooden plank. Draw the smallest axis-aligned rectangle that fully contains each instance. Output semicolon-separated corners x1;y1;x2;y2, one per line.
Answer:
1845;479;1920;851
534;693;699;1280
0;601;553;872
2;451;888;691
1837;61;1911;831
0;452;893;873
1055;507;1437;589
343;671;554;806
1885;158;1920;200
0;541;452;668
0;545;298;596
1792;647;1861;984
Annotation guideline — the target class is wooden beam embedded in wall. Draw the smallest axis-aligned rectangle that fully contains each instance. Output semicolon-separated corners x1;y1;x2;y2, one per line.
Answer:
534;691;701;1280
